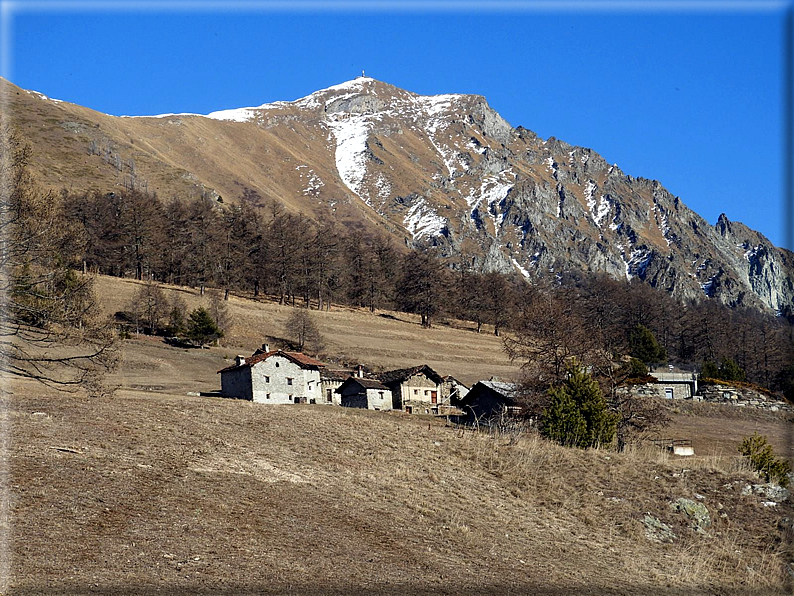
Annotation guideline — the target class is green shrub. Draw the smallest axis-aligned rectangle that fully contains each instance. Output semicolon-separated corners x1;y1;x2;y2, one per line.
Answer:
625;357;649;379
542;364;617;449
187;307;223;347
739;433;790;487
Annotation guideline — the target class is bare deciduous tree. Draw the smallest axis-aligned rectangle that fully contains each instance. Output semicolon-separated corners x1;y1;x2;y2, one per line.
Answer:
128;280;168;335
0;127;118;394
285;308;323;353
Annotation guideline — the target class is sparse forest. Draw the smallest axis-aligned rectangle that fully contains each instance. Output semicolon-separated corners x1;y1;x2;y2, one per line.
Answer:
56;186;794;399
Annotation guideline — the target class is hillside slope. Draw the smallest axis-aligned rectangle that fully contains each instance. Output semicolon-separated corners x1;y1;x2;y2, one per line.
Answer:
10;368;792;595
5;76;793;313
92;275;519;386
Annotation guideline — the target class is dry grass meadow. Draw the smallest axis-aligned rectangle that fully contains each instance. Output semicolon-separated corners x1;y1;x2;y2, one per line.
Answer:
5;275;793;595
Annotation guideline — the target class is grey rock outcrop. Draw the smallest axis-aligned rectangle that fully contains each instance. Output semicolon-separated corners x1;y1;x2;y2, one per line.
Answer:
643;514;676;543
670;498;711;534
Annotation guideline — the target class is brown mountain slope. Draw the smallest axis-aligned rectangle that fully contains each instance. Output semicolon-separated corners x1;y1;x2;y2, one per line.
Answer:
4;76;792;313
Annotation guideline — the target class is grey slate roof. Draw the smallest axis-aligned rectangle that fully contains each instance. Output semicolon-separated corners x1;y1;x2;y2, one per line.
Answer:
376;365;444;386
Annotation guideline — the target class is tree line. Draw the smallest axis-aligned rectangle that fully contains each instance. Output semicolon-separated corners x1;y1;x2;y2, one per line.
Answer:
57;187;794;399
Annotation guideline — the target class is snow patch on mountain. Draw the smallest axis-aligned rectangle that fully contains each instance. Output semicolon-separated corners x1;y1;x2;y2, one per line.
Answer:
478;173;514;230
404;199;447;240
511;257;530;279
326;114;371;203
295;77;377;110
744;245;762;261
28;90;63;103
416;95;463;177
586;183;610;228
375;173;392;201
653;203;672;245
701;274;718;296
296;165;324;196
206;107;258;122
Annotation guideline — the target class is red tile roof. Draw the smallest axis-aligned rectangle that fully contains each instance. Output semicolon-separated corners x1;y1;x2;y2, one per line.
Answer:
217;350;325;373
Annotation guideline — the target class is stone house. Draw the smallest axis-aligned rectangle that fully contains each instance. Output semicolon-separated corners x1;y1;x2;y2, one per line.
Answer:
376;365;444;414
336;377;393;410
320;369;353;406
458;380;521;425
218;349;325;404
441;376;469;406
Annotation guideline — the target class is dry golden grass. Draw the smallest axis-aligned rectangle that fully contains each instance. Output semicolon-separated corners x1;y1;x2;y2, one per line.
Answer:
6;330;793;595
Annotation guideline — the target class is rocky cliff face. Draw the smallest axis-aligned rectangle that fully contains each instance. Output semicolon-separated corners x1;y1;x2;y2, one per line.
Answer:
8;76;793;313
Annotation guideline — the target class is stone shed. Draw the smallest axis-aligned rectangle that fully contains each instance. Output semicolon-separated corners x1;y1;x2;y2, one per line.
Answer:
337;377;393;410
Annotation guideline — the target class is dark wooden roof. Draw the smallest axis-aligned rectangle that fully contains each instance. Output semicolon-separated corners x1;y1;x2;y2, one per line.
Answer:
459;381;519;406
376;365;444;386
336;377;390;393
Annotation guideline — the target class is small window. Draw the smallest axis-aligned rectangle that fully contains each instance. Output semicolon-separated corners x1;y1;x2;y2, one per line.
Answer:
414;389;418;395
275;362;279;368
425;390;429;396
379;391;384;399
265;376;270;383
289;394;293;401
326;389;332;402
266;393;270;400
287;378;293;385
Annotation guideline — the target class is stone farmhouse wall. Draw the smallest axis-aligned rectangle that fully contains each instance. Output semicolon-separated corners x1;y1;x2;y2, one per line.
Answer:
339;384;393;410
220;367;253;401
621;382;792;413
321;379;344;406
249;354;322;404
397;373;440;410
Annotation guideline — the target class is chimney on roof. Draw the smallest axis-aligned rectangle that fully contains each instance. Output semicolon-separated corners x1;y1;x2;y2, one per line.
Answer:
262;343;269;353
236;355;247;367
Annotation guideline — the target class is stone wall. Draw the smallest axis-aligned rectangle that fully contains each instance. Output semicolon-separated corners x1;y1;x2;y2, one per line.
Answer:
698;383;792;412
619;382;691;400
397;374;439;408
220;367;253;400
619;382;792;412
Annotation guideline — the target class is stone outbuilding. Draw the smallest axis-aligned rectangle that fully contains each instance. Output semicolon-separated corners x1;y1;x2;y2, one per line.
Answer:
337;377;393;410
376;365;445;414
218;349;325;404
648;370;698;400
458;380;521;424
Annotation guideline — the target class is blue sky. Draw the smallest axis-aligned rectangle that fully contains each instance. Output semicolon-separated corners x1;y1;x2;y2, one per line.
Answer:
4;1;792;249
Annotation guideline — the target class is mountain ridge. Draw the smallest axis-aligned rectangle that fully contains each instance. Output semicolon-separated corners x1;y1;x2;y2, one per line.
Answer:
4;76;792;313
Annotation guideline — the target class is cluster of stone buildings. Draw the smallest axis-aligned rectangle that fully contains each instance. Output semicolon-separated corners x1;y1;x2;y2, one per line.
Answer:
218;346;791;419
218;344;470;415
